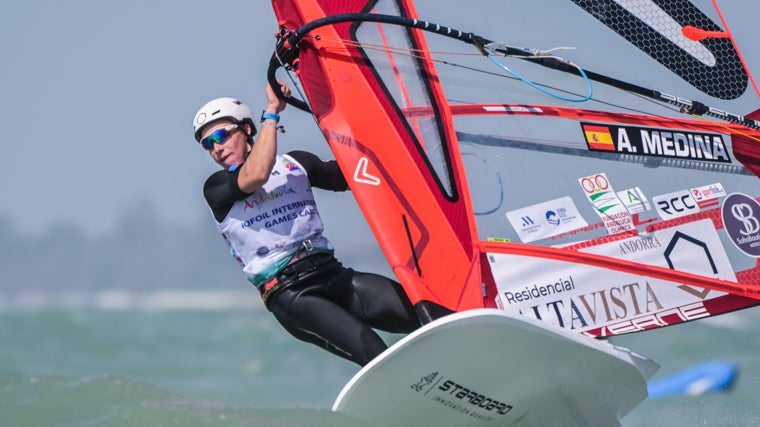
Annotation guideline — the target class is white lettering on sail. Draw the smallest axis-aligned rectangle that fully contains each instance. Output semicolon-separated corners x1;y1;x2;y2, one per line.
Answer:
584;122;733;164
653;190;701;221
639;130;729;161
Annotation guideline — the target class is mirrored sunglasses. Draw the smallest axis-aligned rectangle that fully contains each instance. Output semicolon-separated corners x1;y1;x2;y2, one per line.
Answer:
200;124;239;150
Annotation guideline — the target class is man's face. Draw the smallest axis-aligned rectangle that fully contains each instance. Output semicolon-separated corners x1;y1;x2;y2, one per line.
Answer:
199;120;250;168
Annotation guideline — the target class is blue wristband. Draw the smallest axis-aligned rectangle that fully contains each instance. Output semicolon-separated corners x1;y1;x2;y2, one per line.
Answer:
261;111;280;123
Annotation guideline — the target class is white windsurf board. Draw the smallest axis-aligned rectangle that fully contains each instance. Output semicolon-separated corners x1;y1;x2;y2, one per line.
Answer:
333;309;658;427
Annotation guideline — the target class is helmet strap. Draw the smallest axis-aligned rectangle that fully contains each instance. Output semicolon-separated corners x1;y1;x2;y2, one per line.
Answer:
241;122;255;144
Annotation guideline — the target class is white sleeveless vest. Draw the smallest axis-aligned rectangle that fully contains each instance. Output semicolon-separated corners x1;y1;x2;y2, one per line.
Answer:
215;154;333;287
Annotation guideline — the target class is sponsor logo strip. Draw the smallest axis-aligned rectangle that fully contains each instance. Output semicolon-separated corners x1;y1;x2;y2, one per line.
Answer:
579;172;636;236
505;196;588;243
653;189;701;221
721;193;760;258
691;182;726;208
617;186;651;214
490;220;736;335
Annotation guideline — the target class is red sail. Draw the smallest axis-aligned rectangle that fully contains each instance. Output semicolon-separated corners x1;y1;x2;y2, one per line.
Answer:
271;0;760;335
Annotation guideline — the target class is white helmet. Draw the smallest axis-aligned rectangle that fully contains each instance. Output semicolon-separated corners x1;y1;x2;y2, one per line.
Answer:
193;97;256;142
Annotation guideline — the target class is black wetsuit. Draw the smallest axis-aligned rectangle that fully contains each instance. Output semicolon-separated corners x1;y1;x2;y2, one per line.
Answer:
204;150;420;366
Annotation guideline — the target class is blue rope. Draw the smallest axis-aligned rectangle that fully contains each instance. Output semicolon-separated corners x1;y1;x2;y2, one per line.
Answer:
474;169;504;216
462;152;504;216
485;54;593;102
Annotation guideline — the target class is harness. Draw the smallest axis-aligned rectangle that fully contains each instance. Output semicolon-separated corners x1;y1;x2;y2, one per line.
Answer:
259;250;341;308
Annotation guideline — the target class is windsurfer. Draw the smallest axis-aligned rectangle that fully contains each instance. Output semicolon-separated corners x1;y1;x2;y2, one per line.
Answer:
192;82;420;366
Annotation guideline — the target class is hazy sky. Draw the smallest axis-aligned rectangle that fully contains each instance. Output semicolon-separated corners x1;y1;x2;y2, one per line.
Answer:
2;0;757;244
1;0;338;238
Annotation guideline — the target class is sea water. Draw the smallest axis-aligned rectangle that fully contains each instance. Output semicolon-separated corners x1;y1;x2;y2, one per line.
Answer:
1;291;759;426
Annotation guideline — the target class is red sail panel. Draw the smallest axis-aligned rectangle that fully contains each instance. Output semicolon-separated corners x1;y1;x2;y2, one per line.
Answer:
271;0;486;319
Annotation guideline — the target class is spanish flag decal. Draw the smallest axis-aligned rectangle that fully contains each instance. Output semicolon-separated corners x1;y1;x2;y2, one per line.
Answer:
582;123;615;151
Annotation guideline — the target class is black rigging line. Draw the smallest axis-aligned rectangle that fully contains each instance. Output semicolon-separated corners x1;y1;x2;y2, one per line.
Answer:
267;12;760;131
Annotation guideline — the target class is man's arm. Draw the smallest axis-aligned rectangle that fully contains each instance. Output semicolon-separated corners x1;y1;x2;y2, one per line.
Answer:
236;83;290;193
288;150;349;191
